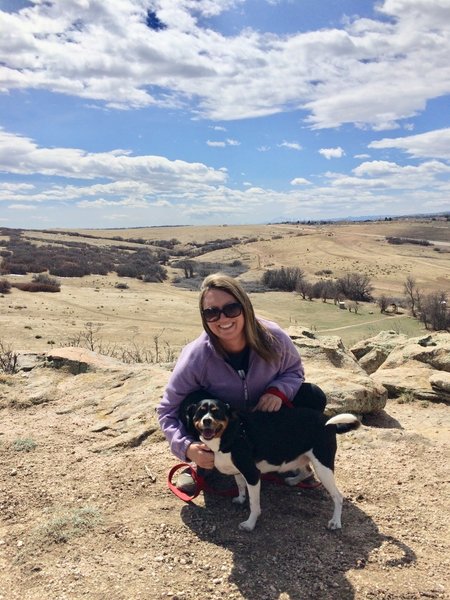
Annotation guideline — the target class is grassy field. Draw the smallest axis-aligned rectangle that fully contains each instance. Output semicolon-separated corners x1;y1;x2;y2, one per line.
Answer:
0;218;448;357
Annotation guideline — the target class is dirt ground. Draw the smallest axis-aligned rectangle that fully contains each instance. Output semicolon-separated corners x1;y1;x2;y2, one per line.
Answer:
1;391;449;600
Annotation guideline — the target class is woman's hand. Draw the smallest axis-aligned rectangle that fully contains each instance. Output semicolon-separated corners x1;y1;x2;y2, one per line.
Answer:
186;442;215;469
253;393;283;412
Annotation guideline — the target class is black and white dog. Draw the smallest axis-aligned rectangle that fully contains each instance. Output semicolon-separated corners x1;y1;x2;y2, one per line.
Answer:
183;397;360;532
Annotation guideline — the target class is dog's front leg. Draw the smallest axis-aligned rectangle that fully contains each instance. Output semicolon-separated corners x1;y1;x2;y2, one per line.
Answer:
238;479;261;532
232;473;247;505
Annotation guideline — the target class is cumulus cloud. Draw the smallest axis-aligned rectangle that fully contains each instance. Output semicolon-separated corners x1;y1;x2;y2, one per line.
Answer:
0;129;227;191
319;147;345;159
291;177;311;185
0;0;449;129
369;127;450;160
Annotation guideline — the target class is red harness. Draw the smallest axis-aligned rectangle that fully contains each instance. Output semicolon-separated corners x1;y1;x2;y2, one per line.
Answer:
167;462;321;502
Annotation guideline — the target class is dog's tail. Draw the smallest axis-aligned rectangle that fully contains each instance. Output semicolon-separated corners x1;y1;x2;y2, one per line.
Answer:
325;413;361;434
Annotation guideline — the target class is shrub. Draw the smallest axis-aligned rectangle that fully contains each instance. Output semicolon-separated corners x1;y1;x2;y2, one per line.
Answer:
12;281;60;293
336;272;373;302
261;267;305;291
32;273;61;288
0;339;18;373
13;438;37;452
0;279;11;294
37;506;102;544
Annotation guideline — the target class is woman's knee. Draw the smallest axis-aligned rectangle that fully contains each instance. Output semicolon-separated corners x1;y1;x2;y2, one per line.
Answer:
294;382;327;412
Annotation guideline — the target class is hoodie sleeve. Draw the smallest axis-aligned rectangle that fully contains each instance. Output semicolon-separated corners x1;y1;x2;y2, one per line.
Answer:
157;338;206;461
263;322;304;400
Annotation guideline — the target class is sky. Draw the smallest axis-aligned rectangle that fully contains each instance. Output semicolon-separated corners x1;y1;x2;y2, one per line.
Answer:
0;0;449;230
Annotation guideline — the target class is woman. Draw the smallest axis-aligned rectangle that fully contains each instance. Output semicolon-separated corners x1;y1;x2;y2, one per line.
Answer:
157;273;326;486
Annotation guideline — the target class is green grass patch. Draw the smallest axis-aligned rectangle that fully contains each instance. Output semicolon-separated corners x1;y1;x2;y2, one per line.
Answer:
12;438;37;452
249;291;424;346
36;506;102;544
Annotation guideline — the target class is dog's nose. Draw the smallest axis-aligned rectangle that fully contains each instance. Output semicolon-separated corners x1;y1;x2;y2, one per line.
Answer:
203;417;212;426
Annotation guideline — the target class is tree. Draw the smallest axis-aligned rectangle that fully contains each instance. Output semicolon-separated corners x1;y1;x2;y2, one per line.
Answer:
378;294;390;313
419;291;449;331
296;278;312;300
336;272;373;302
403;275;422;317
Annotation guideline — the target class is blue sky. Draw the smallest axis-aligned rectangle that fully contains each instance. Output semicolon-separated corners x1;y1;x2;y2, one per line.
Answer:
0;0;449;229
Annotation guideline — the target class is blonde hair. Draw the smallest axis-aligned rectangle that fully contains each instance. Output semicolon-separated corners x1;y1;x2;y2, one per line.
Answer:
199;273;277;362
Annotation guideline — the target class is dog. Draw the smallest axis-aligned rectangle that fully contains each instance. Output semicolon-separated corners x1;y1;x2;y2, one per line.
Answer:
183;397;360;532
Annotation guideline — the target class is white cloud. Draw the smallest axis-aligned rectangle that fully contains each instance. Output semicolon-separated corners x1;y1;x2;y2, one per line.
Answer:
319;147;345;159
8;203;37;210
369;127;450;160
0;129;227;191
279;141;302;151
206;138;240;147
291;177;311;185
1;0;449;129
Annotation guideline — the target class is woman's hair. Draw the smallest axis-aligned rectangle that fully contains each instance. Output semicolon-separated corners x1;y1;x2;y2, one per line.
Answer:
199;273;277;361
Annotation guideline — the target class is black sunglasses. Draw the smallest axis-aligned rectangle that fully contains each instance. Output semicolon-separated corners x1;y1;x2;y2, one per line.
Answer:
202;302;243;323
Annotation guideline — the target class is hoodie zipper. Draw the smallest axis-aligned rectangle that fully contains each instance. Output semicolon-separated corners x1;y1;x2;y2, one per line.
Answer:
237;369;249;408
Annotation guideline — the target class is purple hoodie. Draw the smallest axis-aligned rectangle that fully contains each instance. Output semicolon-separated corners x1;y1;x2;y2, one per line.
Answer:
157;318;304;460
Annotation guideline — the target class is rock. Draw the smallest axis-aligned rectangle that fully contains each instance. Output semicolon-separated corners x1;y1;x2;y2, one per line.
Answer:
370;332;450;403
429;372;450;394
287;327;387;415
350;331;409;371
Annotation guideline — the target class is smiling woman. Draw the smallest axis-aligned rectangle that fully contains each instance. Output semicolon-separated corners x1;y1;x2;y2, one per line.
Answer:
157;273;327;485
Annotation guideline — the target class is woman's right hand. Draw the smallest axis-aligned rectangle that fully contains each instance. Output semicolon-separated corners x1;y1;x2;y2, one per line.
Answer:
186;442;215;469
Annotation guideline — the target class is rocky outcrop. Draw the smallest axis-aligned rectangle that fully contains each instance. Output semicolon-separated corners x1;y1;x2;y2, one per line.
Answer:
2;329;448;452
350;330;409;374
1;347;169;452
351;331;450;403
287;327;388;415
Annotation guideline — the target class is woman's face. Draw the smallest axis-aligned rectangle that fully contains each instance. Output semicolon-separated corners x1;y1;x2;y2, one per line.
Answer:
202;288;246;352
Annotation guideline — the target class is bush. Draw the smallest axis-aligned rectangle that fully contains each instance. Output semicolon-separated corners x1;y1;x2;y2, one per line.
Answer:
0;278;11;294
12;281;60;292
32;273;60;288
336;272;373;302
0;339;18;373
261;267;305;291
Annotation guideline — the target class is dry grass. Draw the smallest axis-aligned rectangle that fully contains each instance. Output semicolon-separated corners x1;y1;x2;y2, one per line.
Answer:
0;219;448;356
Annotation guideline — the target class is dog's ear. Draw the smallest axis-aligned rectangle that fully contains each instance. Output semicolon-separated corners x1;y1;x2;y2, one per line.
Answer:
182;402;199;435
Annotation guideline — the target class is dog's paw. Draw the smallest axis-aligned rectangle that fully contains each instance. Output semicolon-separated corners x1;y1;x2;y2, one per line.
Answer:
232;495;246;505
238;519;256;532
327;518;342;530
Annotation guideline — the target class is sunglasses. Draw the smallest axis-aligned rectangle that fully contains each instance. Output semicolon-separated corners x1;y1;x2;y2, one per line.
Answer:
202;302;243;323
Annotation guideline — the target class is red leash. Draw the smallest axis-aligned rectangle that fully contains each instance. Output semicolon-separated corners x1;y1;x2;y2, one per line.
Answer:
167;462;321;503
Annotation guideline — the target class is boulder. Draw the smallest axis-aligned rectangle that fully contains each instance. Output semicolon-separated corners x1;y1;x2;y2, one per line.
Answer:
287;327;387;415
370;332;450;403
350;330;409;373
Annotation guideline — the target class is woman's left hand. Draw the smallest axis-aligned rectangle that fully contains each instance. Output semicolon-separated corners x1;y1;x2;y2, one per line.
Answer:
253;393;282;412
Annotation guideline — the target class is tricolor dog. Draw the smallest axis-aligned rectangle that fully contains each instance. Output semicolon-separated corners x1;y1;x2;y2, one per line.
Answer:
184;398;360;532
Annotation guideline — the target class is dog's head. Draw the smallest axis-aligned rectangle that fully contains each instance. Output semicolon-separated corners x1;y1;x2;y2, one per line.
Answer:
186;398;231;441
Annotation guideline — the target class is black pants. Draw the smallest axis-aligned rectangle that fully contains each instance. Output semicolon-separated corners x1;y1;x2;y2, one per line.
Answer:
291;382;327;413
